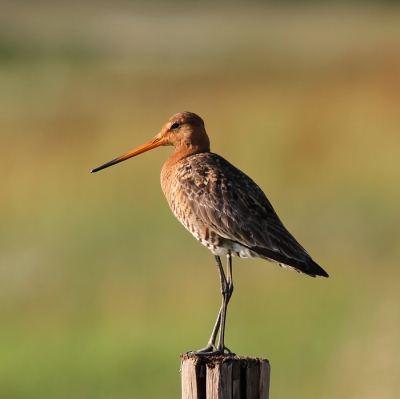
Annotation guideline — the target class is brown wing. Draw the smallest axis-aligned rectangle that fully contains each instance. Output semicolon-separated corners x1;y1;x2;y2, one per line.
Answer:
177;152;328;278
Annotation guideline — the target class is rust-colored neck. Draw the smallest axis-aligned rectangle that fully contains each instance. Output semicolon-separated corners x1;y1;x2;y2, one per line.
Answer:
173;139;210;160
162;143;209;177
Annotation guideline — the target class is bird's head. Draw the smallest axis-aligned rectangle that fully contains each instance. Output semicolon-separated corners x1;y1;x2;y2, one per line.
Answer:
91;111;210;173
161;111;210;152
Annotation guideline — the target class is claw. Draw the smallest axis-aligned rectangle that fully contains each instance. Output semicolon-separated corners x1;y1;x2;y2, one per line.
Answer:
187;344;235;357
222;346;235;356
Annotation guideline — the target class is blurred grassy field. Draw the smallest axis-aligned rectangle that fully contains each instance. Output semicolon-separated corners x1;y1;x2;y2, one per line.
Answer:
1;1;400;398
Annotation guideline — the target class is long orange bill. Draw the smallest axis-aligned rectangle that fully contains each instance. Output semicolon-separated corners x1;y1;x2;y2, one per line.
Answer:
91;133;166;173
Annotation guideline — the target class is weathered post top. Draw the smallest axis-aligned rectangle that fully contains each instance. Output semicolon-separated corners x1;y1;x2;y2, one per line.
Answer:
180;353;270;399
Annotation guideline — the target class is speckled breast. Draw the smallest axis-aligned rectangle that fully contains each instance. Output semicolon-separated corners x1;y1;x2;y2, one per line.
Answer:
160;152;235;255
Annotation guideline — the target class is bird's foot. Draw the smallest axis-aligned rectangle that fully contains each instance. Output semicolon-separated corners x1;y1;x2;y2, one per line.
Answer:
187;343;218;355
221;345;235;356
188;344;235;357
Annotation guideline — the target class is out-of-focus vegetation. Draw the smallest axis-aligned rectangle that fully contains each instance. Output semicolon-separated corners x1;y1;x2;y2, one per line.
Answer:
1;1;400;398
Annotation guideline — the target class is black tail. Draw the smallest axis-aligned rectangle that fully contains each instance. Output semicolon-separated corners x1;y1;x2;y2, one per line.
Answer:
250;245;329;278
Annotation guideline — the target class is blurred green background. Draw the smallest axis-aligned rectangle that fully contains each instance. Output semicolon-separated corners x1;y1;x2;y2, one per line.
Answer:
1;1;400;398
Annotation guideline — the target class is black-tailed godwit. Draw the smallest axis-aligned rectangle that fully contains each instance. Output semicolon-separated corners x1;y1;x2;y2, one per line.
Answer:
92;111;328;355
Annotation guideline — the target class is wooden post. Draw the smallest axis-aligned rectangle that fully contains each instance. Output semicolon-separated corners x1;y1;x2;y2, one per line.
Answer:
181;354;270;399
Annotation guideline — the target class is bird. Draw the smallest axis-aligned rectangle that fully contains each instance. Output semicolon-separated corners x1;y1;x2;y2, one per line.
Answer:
91;111;329;356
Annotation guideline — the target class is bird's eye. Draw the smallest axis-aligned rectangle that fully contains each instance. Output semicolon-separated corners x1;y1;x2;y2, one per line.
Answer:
171;122;180;130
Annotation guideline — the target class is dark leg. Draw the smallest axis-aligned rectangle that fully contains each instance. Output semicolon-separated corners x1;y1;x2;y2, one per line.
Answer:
216;253;234;354
193;254;234;356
